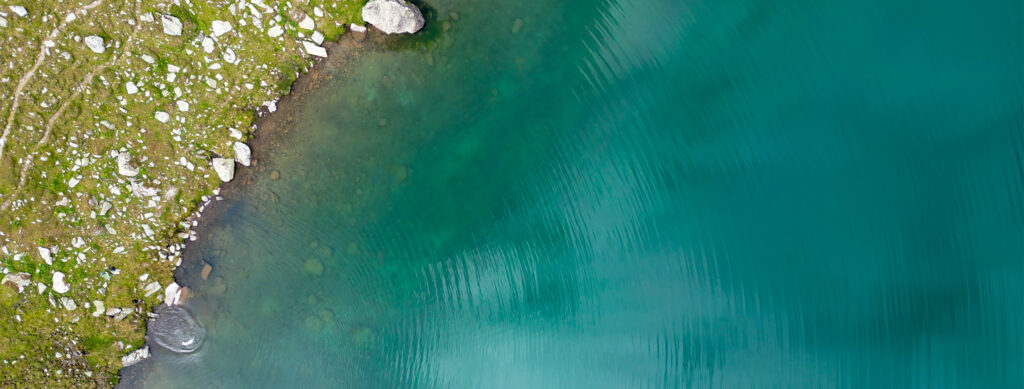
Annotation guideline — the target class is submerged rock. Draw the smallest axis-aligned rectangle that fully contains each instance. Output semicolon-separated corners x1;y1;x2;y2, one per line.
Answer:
303;257;324;276
149;305;205;353
361;0;424;34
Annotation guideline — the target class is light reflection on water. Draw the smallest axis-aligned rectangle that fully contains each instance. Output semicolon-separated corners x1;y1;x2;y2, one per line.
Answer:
122;0;1023;387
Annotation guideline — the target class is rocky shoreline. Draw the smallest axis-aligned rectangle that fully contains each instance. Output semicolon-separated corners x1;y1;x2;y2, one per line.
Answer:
0;0;423;386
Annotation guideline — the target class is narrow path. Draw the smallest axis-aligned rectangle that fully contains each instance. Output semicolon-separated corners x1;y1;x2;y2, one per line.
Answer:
0;0;105;161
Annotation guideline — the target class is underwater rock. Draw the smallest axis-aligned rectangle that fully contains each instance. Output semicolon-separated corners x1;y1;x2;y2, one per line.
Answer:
149;305;205;353
303;257;324;276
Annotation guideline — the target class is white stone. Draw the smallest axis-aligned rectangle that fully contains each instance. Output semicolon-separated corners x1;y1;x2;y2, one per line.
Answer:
0;16;7;28
154;111;170;123
141;54;155;63
59;297;76;311
311;31;325;45
222;48;236;63
117;151;139;176
302;41;327;58
164;282;181;305
233;142;251;166
202;36;215;53
52;272;69;294
176;100;190;112
100;201;112;215
38;247;52;265
92;300;105;317
212;158;235;182
161;14;182;36
211;20;233;37
139;12;154;23
122;346;150;367
143;281;161;297
1;272;31;293
126;81;138;94
349;24;367;33
362;0;425;34
84;35;105;53
267;25;284;38
9;6;27;18
298;15;315;30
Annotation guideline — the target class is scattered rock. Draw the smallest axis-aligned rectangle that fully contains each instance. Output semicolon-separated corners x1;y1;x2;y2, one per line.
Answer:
154;111;170;123
176;100;190;112
233;142;251;166
59;297;76;311
121;346;150;367
161;14;182;36
361;0;425;34
9;5;27;18
1;272;31;293
298;15;315;30
126;81;138;94
201;37;215;53
92;300;105;317
38;247;53;265
99;201;112;215
52;272;69;294
349;24;367;33
211;20;232;37
139;12;154;23
0;16;7;28
117;151;139;177
302;41;327;58
212;158;235;182
303;257;324;276
311;31;325;45
200;262;213;280
84;35;105;53
143;281;161;297
267;25;284;38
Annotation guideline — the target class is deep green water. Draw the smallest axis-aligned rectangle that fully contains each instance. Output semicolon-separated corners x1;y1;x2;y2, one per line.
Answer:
122;0;1023;387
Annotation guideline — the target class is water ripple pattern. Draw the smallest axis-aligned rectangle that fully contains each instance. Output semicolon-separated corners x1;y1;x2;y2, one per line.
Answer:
122;0;1023;388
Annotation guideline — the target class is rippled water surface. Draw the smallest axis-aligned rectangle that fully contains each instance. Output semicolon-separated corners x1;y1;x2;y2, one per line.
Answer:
123;0;1023;387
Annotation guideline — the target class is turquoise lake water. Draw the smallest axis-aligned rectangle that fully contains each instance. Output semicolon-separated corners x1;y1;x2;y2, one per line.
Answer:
122;0;1023;387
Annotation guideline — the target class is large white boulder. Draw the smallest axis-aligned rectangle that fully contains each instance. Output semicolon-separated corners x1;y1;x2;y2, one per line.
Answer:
361;0;424;34
212;158;235;182
161;14;182;36
84;35;105;53
122;346;150;367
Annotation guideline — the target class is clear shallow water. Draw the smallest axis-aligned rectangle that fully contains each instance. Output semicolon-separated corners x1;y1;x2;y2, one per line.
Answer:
123;0;1023;387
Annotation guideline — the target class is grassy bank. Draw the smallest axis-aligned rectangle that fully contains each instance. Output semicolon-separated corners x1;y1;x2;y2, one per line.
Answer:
0;0;366;386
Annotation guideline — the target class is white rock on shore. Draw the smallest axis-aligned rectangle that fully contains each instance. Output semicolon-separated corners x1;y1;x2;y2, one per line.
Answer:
52;272;69;294
154;111;170;123
362;0;425;34
84;35;105;53
122;346;150;367
212;158;235;182
302;41;327;58
161;14;182;36
233;142;251;166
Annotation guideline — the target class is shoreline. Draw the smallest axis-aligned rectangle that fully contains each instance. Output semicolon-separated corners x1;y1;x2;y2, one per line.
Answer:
0;2;376;386
117;28;387;383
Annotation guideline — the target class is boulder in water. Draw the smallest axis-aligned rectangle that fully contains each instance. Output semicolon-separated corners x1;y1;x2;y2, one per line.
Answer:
361;0;424;34
149;305;205;353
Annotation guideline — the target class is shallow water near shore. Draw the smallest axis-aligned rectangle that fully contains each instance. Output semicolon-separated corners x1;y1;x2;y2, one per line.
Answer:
121;0;1022;387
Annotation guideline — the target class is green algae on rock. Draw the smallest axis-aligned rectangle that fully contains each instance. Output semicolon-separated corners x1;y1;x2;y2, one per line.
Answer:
0;0;367;386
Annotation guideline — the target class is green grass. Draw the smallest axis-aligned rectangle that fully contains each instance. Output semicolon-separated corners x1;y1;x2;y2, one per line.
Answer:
0;0;369;386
